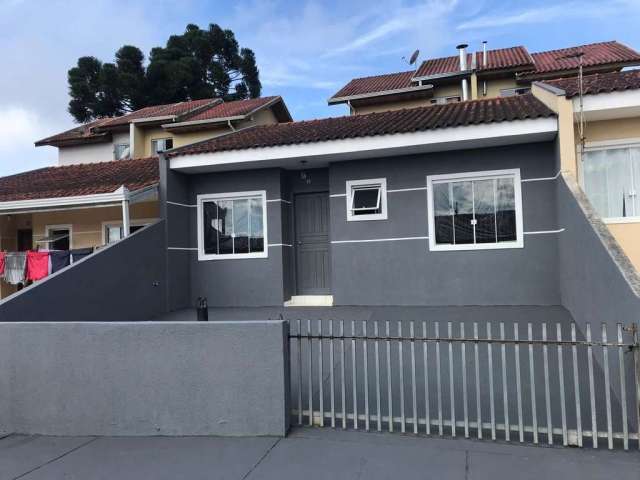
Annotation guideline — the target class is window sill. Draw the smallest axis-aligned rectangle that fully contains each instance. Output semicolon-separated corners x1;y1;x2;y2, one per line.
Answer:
603;217;640;225
198;252;269;261
346;214;388;222
429;241;524;252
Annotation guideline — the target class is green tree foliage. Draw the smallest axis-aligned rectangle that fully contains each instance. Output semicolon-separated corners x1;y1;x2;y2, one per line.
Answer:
67;24;262;123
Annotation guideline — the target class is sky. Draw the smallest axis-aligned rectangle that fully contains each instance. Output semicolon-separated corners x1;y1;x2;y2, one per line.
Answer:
1;0;640;176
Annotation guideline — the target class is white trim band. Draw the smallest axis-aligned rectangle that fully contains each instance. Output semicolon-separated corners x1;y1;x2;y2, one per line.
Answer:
168;247;198;251
521;171;561;183
523;228;565;235
266;198;292;204
332;236;429;244
268;243;293;248
387;186;428;193
167;201;196;208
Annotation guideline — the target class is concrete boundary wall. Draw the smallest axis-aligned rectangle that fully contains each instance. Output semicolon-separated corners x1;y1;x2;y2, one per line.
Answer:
0;321;290;436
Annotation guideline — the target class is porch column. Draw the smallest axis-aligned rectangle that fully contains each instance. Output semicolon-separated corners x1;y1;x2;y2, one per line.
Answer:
122;199;130;238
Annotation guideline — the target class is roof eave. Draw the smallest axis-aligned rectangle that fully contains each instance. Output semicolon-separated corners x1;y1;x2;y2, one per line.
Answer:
328;84;434;105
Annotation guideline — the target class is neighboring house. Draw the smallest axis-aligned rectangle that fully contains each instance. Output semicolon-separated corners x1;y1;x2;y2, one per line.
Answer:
161;94;566;308
328;41;640;115
0;96;291;298
532;69;640;268
35;96;291;165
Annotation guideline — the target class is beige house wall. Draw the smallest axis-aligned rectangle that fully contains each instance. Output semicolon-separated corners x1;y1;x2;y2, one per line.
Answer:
482;78;519;98
30;201;159;249
532;83;640;272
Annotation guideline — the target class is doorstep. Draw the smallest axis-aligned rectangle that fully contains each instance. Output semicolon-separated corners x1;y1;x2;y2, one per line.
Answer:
284;295;334;307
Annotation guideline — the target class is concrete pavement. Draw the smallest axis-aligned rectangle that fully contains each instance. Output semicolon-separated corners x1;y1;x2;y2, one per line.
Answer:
1;427;639;479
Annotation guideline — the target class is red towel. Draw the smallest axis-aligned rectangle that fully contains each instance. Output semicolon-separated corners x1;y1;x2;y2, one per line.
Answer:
26;251;49;281
0;252;5;276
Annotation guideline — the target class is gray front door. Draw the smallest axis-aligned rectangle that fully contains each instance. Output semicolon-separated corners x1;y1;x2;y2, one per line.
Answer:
294;192;331;295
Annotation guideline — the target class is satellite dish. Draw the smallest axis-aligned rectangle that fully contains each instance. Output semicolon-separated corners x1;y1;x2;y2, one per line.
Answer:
409;49;420;65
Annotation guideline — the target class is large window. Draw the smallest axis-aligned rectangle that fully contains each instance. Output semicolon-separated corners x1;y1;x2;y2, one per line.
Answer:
346;178;388;221
151;138;173;154
103;222;149;244
427;169;523;251
197;191;268;260
582;145;640;222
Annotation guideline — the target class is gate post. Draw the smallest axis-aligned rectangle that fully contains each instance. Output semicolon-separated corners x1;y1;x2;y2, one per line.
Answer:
633;323;640;450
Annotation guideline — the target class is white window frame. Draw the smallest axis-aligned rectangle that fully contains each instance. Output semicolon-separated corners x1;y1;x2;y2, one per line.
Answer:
426;168;524;252
346;178;388;221
114;143;130;160
45;224;73;250
151;137;174;154
500;87;531;97
101;218;155;245
579;139;640;224
197;190;268;261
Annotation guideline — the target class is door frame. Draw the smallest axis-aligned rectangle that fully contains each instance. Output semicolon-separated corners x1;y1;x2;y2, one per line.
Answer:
292;191;331;296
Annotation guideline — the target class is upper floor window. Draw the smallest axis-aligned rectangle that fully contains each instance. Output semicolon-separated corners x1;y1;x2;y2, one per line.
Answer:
427;169;523;251
500;87;531;97
114;143;130;160
346;178;388;221
430;96;461;105
197;191;267;260
151;138;173;154
582;145;640;221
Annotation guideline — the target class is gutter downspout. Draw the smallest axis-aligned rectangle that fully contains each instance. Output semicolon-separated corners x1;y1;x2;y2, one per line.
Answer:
121;187;131;238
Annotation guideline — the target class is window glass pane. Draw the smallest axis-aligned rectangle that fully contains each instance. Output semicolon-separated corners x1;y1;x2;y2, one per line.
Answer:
233;199;250;254
249;197;264;253
433;182;454;244
203;202;220;254
452;181;474;244
474;179;497;243
106;226;121;244
352;186;381;215
218;200;234;255
583;148;632;218
165;138;173;150
51;229;70;251
631;147;640;217
496;178;516;242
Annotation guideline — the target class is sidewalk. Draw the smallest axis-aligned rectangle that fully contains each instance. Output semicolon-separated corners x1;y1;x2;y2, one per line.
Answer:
2;427;639;479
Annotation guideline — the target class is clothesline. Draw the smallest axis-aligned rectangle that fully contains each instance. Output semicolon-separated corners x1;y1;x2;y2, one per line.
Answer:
0;248;94;286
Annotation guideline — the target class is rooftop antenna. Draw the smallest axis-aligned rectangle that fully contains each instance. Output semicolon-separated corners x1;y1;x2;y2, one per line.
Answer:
402;49;420;69
559;51;586;160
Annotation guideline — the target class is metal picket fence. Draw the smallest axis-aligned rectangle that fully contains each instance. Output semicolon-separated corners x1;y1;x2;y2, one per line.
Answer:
289;319;640;450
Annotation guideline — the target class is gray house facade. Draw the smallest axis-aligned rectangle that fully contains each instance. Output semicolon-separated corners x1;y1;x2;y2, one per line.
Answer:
160;95;565;310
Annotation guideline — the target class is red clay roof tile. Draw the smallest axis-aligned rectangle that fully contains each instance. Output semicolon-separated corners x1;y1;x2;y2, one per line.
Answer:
540;69;640;98
0;157;158;203
168;94;554;158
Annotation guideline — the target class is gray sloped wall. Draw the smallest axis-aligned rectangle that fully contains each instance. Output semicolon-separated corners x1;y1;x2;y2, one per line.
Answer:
0;221;167;322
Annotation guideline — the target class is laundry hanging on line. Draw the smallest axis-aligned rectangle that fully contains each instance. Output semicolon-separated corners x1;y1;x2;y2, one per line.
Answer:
3;252;27;285
26;251;49;281
50;250;71;273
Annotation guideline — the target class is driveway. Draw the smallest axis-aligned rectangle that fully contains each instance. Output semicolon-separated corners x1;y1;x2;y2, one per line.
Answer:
1;427;639;480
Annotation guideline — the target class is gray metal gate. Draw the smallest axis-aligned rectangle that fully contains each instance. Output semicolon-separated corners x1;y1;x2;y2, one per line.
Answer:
289;319;640;450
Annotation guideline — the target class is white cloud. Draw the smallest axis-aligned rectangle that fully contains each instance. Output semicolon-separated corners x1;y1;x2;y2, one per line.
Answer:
457;1;633;30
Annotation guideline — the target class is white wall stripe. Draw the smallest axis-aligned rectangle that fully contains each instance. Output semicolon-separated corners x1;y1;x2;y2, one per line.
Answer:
268;243;293;248
523;228;565;235
266;198;292;204
521;171;561;183
387;187;428;193
167;201;196;208
330;193;346;198
332;236;429;244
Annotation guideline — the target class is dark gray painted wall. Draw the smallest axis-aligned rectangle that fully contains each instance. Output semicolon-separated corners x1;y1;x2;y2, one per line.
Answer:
0;221;166;322
329;142;560;305
557;174;640;327
0;320;290;436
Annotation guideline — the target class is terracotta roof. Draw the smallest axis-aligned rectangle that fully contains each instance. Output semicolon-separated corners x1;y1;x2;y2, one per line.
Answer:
540;69;640;98
168;94;554;158
179;96;282;122
100;98;220;127
0;157;159;203
523;41;640;78
415;46;532;77
34;117;114;147
330;71;417;100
